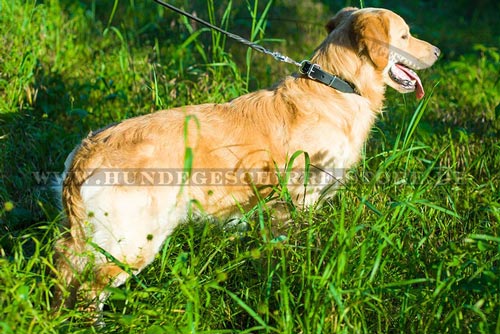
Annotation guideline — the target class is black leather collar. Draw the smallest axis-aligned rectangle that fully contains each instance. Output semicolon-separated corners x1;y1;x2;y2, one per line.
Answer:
299;61;358;95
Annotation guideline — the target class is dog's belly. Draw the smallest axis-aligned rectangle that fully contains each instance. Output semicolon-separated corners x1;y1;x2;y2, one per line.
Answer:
78;170;263;268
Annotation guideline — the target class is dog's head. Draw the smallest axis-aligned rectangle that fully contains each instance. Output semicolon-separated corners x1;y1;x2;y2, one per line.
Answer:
325;7;440;99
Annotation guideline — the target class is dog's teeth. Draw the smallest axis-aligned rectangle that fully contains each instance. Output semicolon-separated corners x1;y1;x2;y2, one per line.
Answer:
401;79;416;88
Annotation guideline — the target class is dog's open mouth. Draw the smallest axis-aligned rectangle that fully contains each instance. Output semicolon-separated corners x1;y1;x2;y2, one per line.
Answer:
389;63;424;99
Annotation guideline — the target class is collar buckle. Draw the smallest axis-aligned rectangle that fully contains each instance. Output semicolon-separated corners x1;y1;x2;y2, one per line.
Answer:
299;60;357;95
299;61;319;79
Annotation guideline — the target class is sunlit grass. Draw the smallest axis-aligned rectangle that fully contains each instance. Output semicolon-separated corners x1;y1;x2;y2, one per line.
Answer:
0;0;499;333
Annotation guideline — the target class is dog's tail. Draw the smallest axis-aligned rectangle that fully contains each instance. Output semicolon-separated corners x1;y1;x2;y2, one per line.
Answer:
51;144;90;311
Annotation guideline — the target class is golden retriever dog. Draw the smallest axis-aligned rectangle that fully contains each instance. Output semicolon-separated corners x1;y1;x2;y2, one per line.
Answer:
52;7;440;316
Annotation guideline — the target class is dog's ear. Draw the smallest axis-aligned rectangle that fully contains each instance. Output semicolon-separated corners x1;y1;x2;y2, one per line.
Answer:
326;7;358;33
352;11;390;69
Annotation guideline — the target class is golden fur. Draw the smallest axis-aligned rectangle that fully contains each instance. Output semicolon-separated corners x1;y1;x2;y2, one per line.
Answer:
52;7;440;314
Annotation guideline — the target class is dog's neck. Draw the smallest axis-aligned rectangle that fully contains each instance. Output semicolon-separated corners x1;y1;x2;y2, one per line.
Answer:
299;61;358;95
308;34;387;112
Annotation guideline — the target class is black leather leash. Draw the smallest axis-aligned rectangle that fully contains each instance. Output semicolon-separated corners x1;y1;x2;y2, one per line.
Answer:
153;0;357;94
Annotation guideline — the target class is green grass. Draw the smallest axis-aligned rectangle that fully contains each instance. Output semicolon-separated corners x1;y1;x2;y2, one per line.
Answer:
1;0;500;333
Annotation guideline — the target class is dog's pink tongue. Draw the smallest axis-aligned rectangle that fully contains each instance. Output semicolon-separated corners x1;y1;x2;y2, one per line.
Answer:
395;64;425;99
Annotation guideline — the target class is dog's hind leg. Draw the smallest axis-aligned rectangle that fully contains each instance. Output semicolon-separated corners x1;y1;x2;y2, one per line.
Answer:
51;235;88;311
78;263;130;326
52;235;133;324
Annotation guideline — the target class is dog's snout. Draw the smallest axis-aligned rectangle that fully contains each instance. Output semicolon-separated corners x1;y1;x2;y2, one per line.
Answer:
433;46;441;59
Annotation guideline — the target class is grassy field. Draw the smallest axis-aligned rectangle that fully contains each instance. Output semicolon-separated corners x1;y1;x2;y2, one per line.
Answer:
1;0;500;333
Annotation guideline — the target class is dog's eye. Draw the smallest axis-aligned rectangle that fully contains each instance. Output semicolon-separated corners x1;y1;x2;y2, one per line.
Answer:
401;34;409;40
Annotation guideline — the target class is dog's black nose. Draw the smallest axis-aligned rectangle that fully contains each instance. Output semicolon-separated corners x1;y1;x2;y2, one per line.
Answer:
433;46;441;58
